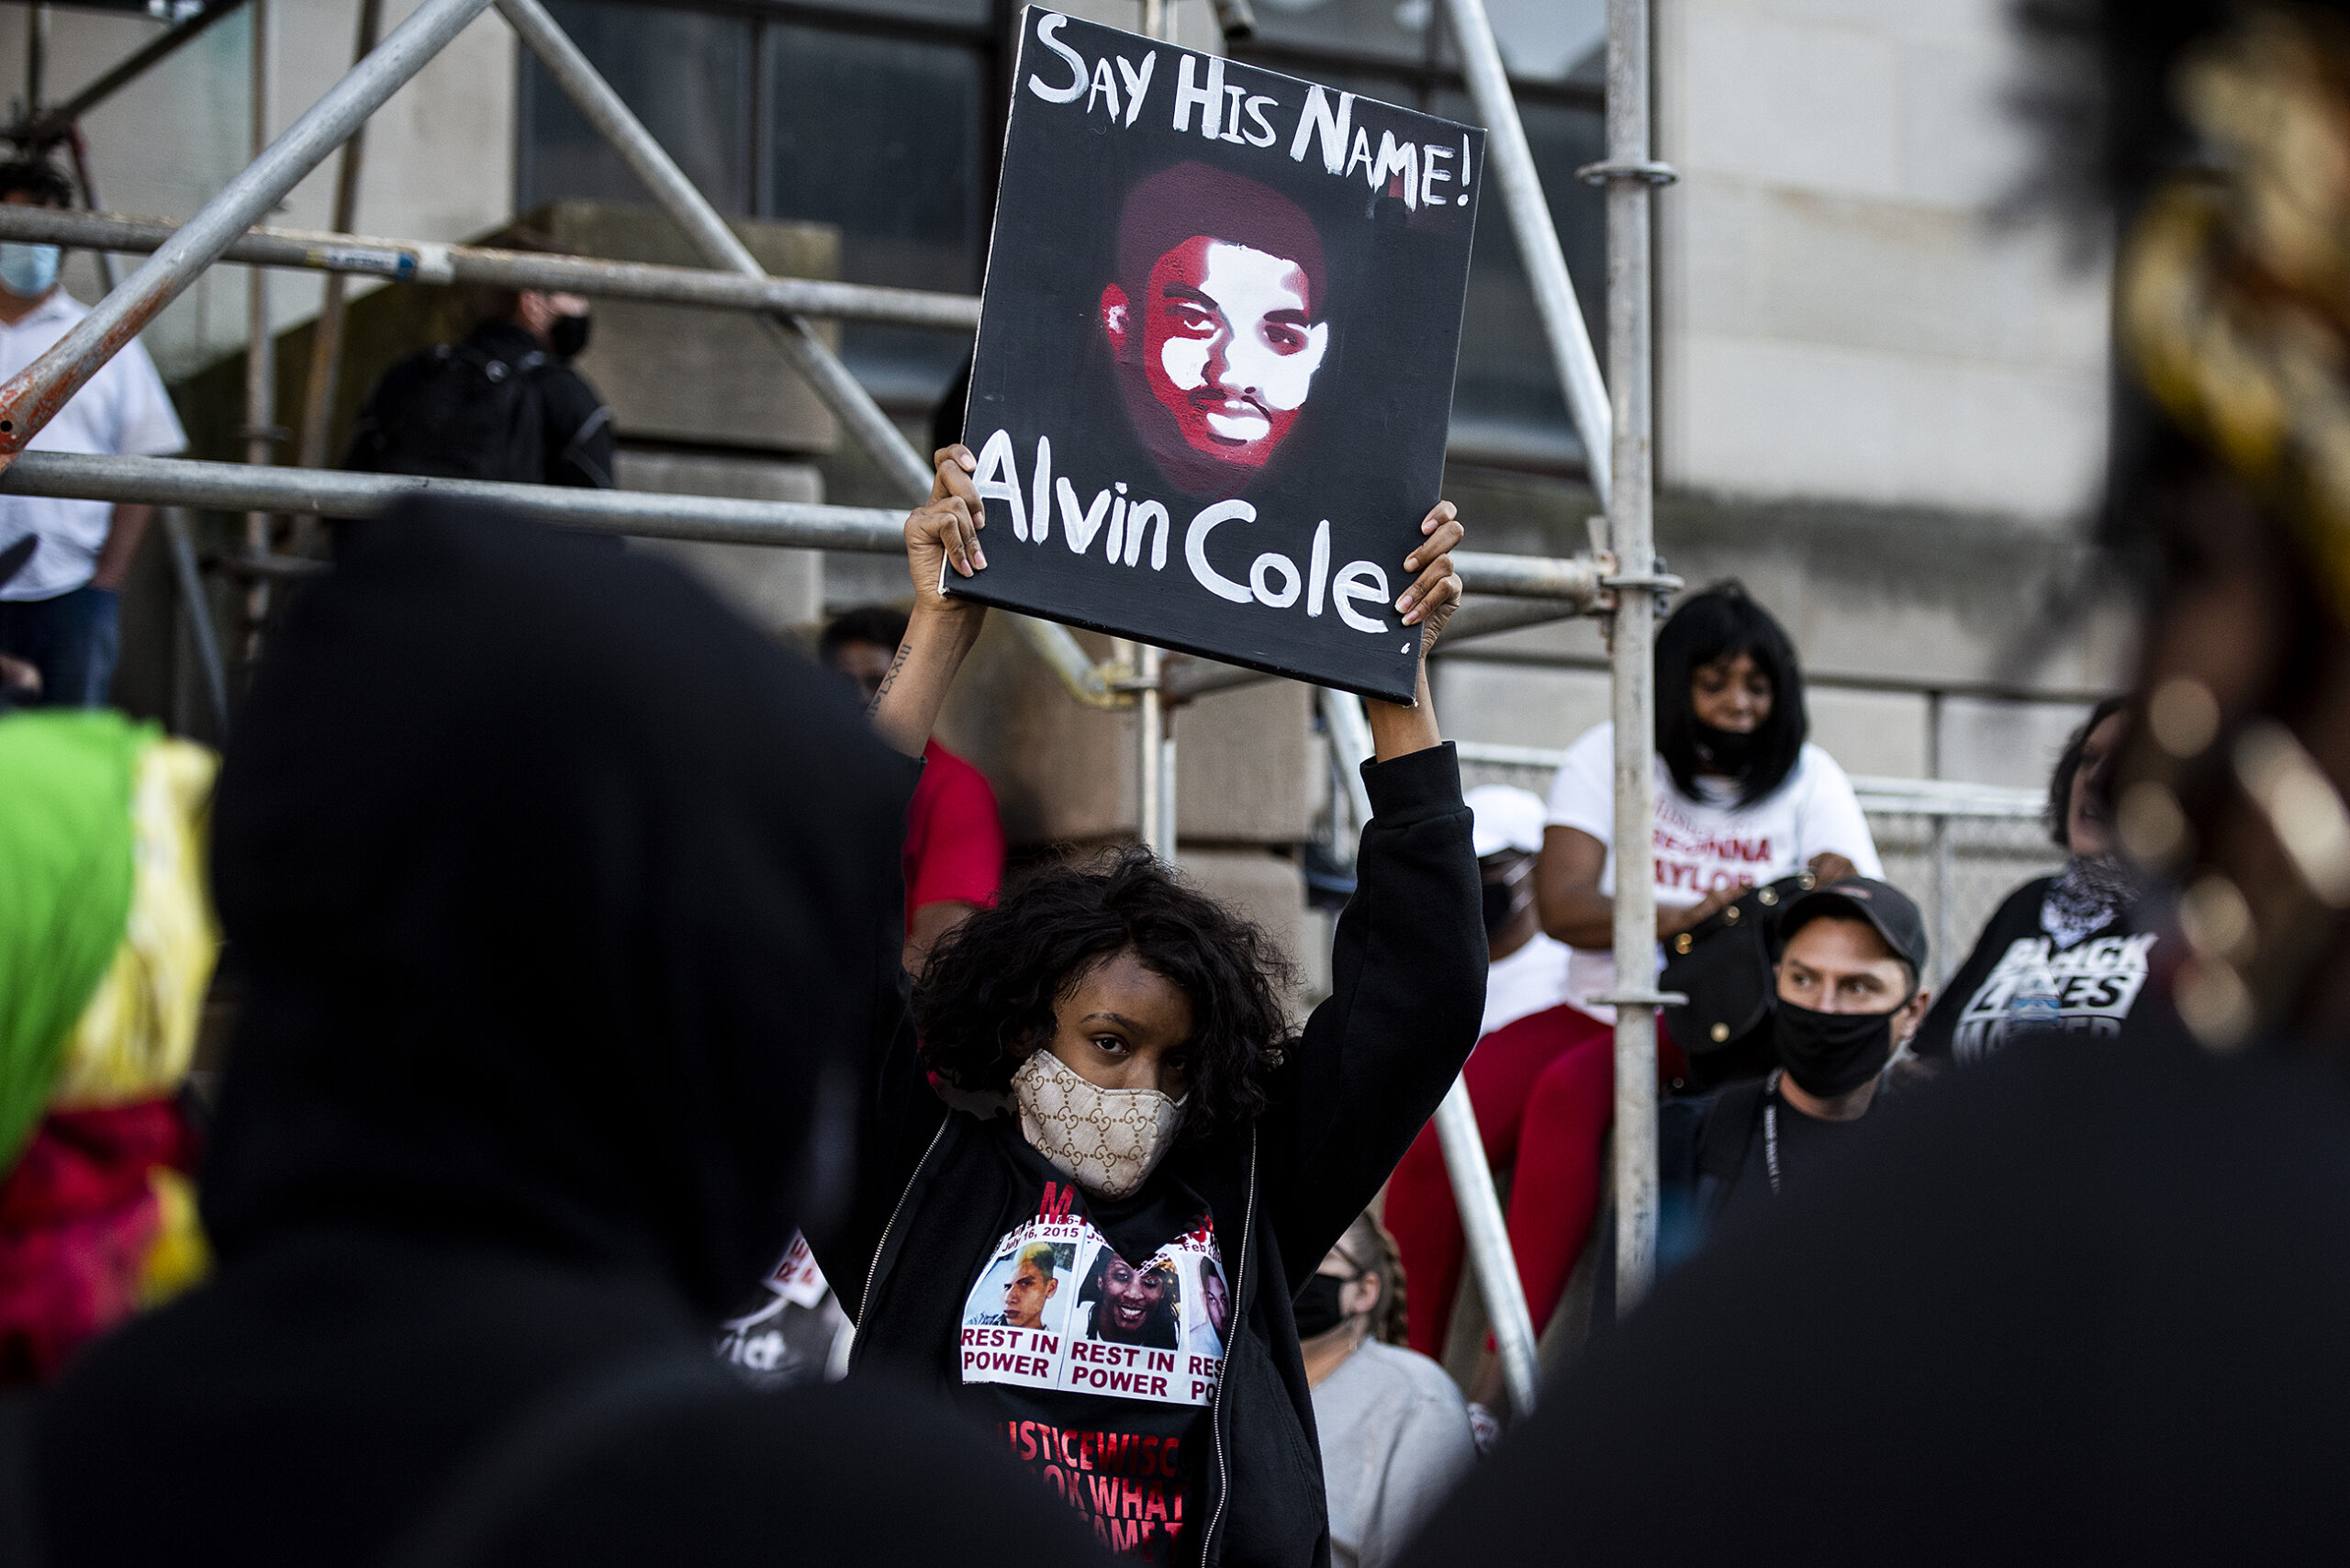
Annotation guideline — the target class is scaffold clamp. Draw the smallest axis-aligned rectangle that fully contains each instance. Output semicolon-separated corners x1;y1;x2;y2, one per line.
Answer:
1575;159;1680;186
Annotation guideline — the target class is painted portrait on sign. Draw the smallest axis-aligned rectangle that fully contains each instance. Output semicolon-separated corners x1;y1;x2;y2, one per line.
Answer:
1102;162;1332;497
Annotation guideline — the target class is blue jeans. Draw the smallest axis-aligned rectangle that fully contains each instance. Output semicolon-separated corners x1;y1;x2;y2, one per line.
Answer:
0;585;120;708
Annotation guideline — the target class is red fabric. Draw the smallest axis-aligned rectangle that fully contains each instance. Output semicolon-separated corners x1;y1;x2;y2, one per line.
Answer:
905;739;1005;933
0;1098;195;1387
1388;1006;1684;1359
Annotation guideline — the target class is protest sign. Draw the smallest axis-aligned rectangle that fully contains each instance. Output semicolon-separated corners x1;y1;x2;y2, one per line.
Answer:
948;8;1484;703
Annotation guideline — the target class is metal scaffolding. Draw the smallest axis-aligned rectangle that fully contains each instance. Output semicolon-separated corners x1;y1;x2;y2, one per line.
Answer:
0;0;1670;1414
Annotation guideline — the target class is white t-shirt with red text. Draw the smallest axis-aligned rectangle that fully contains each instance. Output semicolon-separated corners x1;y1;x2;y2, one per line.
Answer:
1543;722;1880;1021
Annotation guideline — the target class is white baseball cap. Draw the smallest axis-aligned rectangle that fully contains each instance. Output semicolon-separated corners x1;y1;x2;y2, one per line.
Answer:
1466;785;1547;858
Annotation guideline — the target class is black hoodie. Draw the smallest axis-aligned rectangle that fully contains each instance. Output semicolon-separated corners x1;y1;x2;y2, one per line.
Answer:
22;503;1102;1568
817;742;1485;1568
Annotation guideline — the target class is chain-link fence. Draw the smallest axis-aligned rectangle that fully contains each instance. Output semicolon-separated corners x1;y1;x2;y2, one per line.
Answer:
1454;743;2061;987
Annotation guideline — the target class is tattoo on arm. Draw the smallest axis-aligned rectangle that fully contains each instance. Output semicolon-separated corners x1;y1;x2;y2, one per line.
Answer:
866;639;913;719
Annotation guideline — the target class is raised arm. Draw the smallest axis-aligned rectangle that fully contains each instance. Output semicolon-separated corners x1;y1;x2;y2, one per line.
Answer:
868;443;991;758
1364;498;1463;758
1263;502;1485;1290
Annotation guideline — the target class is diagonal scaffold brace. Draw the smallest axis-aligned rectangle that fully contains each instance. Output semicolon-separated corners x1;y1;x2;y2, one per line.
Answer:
0;0;499;468
492;0;1117;709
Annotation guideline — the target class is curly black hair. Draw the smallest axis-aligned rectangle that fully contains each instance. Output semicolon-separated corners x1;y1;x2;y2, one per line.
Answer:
911;846;1298;1137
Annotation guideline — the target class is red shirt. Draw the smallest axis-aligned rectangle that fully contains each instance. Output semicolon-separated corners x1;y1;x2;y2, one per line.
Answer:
906;739;1005;933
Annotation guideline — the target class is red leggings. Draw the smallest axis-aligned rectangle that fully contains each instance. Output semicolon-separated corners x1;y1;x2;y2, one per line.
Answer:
1386;1004;1662;1360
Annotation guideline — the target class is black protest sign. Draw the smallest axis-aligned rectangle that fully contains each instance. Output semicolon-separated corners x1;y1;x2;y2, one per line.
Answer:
949;8;1484;703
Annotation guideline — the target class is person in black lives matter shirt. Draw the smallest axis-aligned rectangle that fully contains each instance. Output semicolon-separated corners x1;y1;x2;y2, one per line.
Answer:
1911;698;2149;1068
1660;878;1932;1260
811;442;1483;1568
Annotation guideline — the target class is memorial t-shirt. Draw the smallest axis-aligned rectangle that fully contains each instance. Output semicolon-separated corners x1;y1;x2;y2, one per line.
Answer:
955;1119;1229;1563
715;1231;853;1389
1544;721;1881;1021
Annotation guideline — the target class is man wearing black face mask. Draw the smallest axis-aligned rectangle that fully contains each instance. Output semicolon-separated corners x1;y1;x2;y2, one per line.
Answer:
346;253;615;490
1665;878;1932;1240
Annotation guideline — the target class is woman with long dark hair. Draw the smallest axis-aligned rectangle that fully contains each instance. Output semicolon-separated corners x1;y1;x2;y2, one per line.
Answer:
1385;582;1879;1375
1910;697;2143;1066
812;445;1484;1568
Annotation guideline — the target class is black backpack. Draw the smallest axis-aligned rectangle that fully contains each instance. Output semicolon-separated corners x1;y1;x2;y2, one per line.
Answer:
347;342;552;483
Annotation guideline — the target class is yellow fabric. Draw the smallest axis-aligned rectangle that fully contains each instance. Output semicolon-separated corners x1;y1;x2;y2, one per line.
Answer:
49;738;221;1109
138;1166;211;1307
2119;9;2350;624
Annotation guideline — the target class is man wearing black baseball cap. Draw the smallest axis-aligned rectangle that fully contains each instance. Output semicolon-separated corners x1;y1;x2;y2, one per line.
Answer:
1662;877;1932;1240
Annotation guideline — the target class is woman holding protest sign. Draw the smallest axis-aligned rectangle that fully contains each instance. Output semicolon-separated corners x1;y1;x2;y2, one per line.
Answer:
811;443;1482;1568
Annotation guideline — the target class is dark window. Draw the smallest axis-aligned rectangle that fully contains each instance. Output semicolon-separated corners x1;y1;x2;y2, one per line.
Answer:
518;0;755;215
519;0;998;413
762;22;986;404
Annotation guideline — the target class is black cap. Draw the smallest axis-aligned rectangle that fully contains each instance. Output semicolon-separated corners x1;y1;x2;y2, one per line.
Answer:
1777;877;1928;978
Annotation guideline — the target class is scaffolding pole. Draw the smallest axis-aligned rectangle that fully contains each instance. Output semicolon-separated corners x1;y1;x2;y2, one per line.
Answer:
241;0;276;635
0;453;1610;609
496;0;930;503
0;205;985;331
290;0;385;555
1439;0;1612;504
0;0;499;466
1131;0;1177;857
493;0;1130;710
61;129;121;293
1595;0;1669;1317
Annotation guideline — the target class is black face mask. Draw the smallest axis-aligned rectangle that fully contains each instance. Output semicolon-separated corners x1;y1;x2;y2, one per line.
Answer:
548;311;591;360
1480;854;1533;939
1292;1272;1353;1338
1693;722;1758;775
1774;999;1900;1099
1481;880;1522;936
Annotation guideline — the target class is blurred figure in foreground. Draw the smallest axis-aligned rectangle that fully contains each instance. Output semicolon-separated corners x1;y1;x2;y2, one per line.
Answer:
1397;6;2350;1563
1302;1215;1473;1568
11;504;1099;1568
1911;697;2150;1066
0;711;217;1385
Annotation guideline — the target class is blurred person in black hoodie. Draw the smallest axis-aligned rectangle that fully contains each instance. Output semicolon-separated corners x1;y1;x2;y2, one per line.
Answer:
2;501;1102;1568
1395;4;2350;1564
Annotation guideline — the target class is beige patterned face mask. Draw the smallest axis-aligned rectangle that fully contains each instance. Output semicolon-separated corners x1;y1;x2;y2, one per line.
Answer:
1012;1047;1186;1200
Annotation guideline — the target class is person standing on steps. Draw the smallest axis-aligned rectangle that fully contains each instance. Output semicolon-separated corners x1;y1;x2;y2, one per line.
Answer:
0;159;186;708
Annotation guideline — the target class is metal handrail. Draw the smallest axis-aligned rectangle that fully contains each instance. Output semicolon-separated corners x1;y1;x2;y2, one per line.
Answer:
1453;741;2047;820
